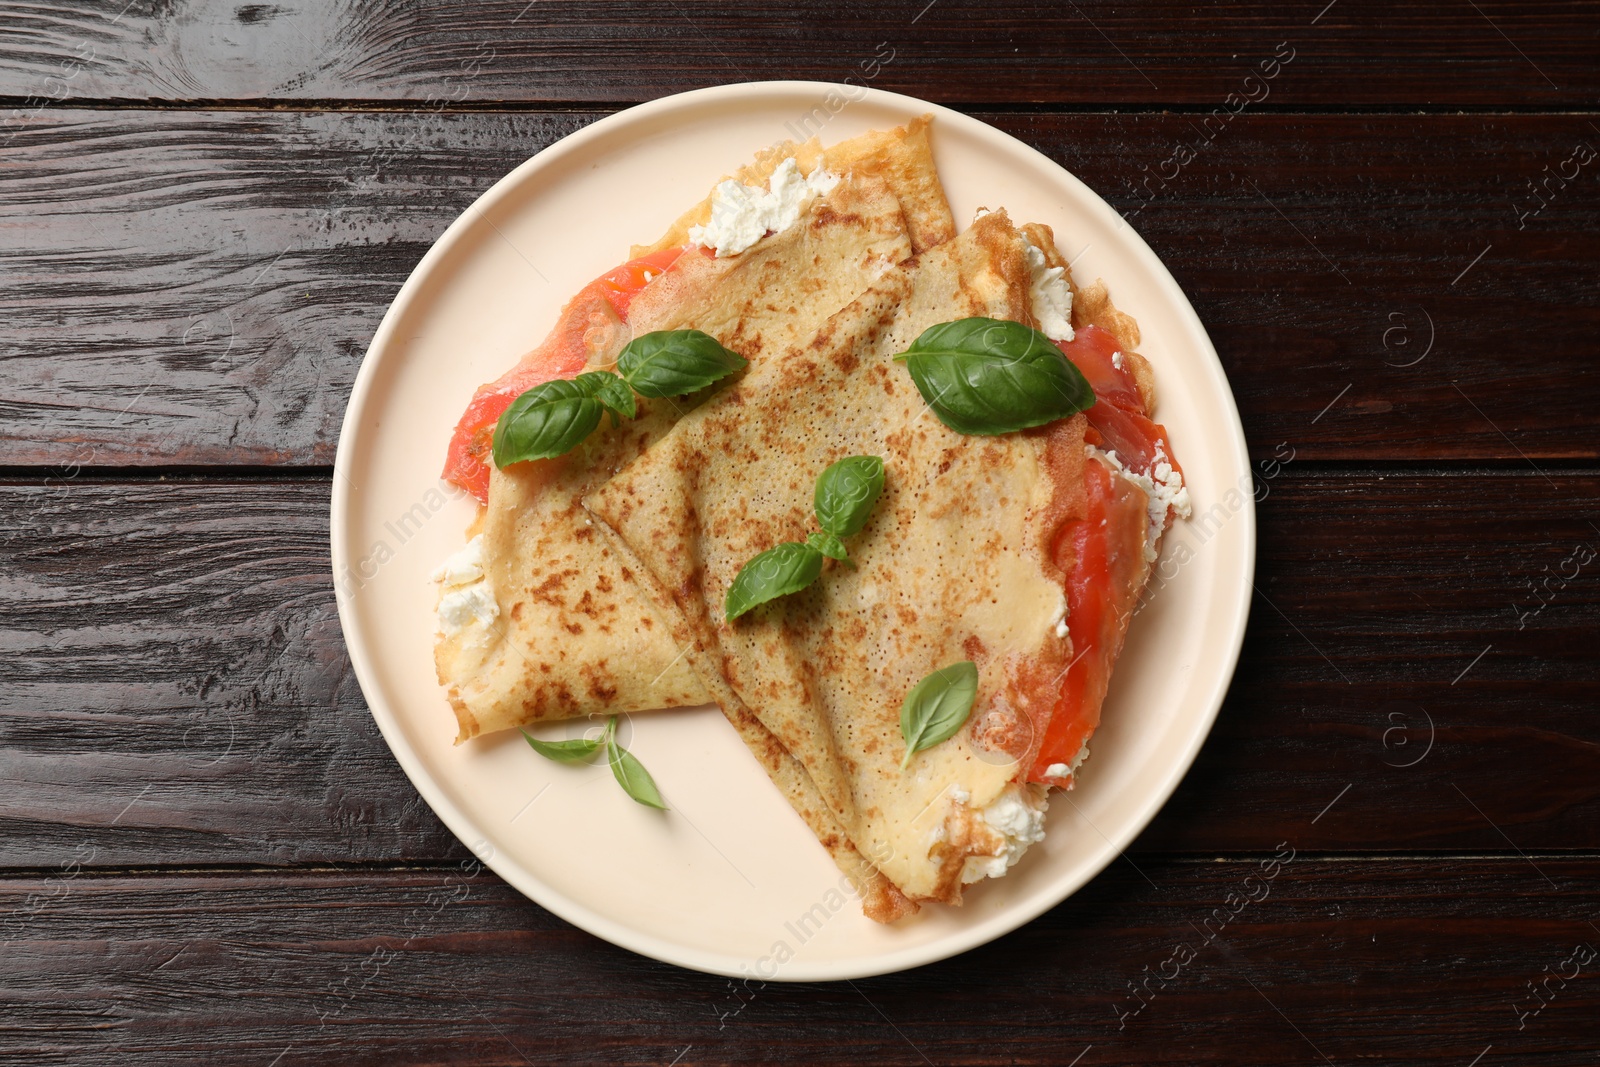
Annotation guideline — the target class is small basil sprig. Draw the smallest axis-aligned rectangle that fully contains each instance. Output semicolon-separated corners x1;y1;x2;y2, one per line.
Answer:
522;717;666;809
812;454;885;539
494;329;747;467
724;541;825;621
894;317;1094;436
724;456;885;621
900;660;979;769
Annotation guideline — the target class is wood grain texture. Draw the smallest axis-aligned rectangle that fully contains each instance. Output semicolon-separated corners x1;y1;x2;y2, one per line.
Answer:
2;7;1596;1048
2;109;1596;467
1;0;1597;107
0;477;461;866
2;859;1597;1065
2;474;1595;866
0;108;592;467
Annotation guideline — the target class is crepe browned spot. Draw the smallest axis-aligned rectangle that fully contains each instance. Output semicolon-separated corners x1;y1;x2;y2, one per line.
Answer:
437;126;955;742
585;212;1149;916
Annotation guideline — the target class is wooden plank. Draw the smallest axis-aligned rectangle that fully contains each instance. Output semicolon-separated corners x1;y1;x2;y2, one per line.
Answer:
1134;469;1600;852
1;474;1596;866
1;109;1595;467
1;0;1597;107
1;859;1596;1064
0;477;462;865
0;109;592;468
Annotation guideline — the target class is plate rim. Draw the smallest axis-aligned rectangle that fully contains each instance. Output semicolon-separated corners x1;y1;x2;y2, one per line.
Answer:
330;79;1255;981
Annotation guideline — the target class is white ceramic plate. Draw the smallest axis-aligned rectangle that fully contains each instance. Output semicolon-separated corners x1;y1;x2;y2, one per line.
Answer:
331;81;1254;981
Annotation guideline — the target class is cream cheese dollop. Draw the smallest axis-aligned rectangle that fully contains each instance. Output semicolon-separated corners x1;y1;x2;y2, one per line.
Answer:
1016;230;1075;342
960;783;1049;884
974;207;1074;342
688;158;841;258
433;535;499;637
430;534;485;586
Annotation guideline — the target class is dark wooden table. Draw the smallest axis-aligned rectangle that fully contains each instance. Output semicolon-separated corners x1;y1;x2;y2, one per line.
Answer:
4;2;1598;1063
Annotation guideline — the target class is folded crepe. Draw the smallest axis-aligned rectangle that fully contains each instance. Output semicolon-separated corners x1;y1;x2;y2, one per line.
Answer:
435;119;957;741
585;210;1185;918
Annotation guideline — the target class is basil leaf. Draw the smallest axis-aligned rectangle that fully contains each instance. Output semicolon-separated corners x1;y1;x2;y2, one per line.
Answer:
813;455;885;538
577;370;636;421
616;329;748;399
521;729;602;763
724;541;824;621
492;377;604;467
899;660;980;769
805;530;850;563
895;317;1094;435
607;739;667;809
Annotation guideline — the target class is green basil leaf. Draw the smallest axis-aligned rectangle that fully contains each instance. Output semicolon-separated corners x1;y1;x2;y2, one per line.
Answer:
492;378;604;467
616;329;748;399
900;660;980;769
521;729;603;763
895;317;1094;435
805;530;850;563
607;739;667;809
813;455;885;538
724;541;825;621
576;370;637;421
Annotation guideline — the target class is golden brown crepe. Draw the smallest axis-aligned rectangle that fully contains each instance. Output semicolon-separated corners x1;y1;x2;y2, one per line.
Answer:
635;115;952;260
586;211;1149;916
436;120;957;742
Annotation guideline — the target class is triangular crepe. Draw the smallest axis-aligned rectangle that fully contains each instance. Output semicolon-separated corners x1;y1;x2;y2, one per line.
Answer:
585;212;1158;916
437;120;956;741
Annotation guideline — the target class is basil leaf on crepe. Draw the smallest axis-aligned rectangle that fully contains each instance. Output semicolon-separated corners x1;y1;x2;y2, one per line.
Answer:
493;377;604;466
521;729;603;762
805;530;851;563
607;738;668;809
493;332;745;468
727;456;887;618
895;317;1094;435
813;455;885;538
617;329;749;399
577;370;637;422
724;541;825;621
900;660;979;769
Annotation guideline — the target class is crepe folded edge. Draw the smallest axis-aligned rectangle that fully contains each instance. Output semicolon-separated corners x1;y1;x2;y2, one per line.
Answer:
580;508;923;924
584;213;1169;920
632;114;955;259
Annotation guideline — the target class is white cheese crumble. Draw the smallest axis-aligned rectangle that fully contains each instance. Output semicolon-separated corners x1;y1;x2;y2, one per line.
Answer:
1112;351;1124;370
961;784;1049;884
1016;231;1075;342
437;582;499;636
430;534;485;586
970;208;1074;341
1087;443;1192;561
687;158;841;257
433;535;498;637
1042;740;1092;782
